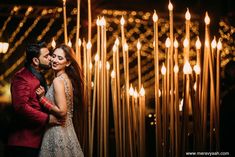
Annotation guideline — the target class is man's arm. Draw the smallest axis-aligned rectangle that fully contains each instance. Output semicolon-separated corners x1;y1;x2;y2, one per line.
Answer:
11;75;48;126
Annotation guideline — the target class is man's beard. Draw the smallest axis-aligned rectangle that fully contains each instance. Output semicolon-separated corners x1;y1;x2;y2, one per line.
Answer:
39;62;51;70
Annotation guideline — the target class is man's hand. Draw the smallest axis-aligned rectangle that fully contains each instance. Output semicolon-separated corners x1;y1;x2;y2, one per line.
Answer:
48;114;65;126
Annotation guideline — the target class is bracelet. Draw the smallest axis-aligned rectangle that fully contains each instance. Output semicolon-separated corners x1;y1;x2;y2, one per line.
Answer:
39;96;53;111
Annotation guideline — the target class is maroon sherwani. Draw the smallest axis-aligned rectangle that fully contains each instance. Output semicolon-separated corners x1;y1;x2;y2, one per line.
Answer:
8;67;49;149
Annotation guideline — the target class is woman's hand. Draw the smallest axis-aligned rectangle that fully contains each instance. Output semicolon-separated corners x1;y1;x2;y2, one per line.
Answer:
36;86;45;98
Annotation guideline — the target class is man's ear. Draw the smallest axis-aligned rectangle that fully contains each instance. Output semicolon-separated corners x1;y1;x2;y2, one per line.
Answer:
32;57;39;66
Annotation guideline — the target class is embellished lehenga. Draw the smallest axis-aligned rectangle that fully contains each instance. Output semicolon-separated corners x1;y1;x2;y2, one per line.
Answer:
39;75;84;157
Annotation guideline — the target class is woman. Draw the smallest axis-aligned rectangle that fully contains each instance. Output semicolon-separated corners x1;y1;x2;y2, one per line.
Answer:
36;44;84;157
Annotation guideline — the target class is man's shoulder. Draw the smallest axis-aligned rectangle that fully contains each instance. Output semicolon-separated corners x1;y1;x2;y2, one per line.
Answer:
12;67;36;83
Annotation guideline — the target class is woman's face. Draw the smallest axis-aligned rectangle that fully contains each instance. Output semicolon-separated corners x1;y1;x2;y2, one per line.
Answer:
51;48;70;71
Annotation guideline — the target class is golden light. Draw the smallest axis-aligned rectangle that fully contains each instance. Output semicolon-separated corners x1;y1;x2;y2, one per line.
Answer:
0;42;9;54
87;41;92;49
185;8;191;20
174;65;179;73
217;39;222;50
120;16;125;26
78;38;82;46
168;2;173;11
89;62;93;70
165;37;171;48
124;42;128;51
96;17;100;26
152;10;158;22
205;40;209;48
112;44;117;52
134;88;138;98
129;84;134;96
111;70;115;78
115;38;120;46
161;63;166;75
148;114;152;118
193;64;201;75
95;53;99;62
211;37;217;49
68;39;72;47
106;61;110;70
204;12;210;25
137;40;141;50
183;60;192;74
183;38;189;48
195;37;201;49
193;82;196;91
51;38;56;49
158;89;161;97
139;85;145;96
174;39;179;48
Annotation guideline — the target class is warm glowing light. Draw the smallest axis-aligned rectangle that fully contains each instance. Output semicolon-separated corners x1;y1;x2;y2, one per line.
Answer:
183;38;189;48
124;43;128;51
158;89;161;97
51;38;56;49
96;17;100;26
204;12;210;25
148;114;152;118
86;41;92;49
137;40;141;50
168;2;173;11
106;62;110;70
134;88;138;98
95;53;99;61
185;8;191;20
115;38;120;46
183;60;192;74
152;10;158;22
211;37;217;49
91;82;94;88
139;85;145;96
179;99;184;111
196;37;201;49
78;38;82;46
174;39;179;48
174;65;179;73
120;16;125;25
161;63;166;75
89;62;93;70
217;39;222;50
193;64;201;75
193;82;196;91
100;16;106;26
0;42;9;54
165;37;171;48
205;40;209;48
113;45;117;52
129;84;134;96
111;70;115;78
68;39;72;47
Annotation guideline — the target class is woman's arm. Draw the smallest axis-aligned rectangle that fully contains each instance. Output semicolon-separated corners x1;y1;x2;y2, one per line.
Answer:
37;78;67;118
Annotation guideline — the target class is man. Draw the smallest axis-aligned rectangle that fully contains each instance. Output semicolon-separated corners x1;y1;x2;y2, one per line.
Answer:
7;42;60;157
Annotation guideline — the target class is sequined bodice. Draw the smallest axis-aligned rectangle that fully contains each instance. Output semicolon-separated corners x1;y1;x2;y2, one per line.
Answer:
46;75;73;125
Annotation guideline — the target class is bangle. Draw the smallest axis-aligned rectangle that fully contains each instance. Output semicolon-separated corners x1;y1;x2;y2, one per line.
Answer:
39;96;53;111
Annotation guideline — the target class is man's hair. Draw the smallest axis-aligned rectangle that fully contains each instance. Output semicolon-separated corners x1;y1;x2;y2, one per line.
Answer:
25;42;47;65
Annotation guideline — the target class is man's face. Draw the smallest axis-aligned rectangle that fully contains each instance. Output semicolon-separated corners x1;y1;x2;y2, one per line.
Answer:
38;47;51;70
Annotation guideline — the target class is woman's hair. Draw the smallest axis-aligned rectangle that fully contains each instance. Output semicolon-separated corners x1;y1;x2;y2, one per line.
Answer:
55;44;85;144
